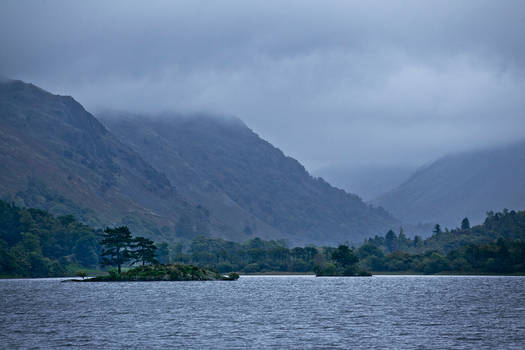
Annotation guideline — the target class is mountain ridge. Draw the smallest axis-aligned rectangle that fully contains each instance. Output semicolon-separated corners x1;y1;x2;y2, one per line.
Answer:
101;112;399;245
1;79;399;245
0;79;199;240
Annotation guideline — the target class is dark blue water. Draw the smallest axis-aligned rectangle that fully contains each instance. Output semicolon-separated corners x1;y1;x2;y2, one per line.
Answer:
1;275;524;349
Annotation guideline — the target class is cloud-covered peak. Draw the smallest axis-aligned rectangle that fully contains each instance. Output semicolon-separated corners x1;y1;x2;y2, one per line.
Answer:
1;0;524;172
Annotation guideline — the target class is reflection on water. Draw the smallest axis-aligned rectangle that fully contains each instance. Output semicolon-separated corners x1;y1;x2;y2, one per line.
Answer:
1;276;524;349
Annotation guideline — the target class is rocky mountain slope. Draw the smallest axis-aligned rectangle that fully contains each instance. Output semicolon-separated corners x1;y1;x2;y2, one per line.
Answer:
101;113;399;244
0;79;202;240
0;79;398;245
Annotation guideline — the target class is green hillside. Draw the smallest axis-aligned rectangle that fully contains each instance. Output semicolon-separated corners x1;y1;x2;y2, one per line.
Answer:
0;200;99;277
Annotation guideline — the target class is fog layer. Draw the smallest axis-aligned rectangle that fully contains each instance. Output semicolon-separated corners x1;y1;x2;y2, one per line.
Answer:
1;1;524;177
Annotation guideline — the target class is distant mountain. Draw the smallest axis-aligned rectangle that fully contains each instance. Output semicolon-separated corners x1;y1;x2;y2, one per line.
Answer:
313;164;415;201
100;113;399;245
0;79;399;245
0;79;202;240
372;141;525;228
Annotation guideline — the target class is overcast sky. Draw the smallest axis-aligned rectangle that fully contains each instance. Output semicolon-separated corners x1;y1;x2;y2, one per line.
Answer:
1;0;525;174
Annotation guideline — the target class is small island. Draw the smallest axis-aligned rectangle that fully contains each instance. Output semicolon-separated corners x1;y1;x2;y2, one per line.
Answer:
65;226;239;282
314;245;372;277
67;264;239;282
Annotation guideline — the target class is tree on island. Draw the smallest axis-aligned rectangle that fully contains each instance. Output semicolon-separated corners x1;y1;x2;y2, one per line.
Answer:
100;226;133;274
76;270;87;280
131;236;159;266
156;242;171;264
385;230;397;253
331;245;359;275
461;217;470;230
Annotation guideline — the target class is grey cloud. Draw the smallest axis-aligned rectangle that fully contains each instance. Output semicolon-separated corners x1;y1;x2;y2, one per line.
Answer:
1;0;524;177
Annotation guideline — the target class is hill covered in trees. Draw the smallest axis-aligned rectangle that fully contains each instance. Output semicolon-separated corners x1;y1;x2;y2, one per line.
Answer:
148;210;525;275
373;141;525;227
0;200;100;277
1;200;524;277
356;210;525;274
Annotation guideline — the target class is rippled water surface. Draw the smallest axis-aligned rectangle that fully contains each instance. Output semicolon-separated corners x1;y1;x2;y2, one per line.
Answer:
1;275;524;349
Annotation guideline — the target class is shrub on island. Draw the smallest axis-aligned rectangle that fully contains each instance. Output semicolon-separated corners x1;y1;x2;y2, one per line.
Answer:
314;245;372;277
86;264;240;281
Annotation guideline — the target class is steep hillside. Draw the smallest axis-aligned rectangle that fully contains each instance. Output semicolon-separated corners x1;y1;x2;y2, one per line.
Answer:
313;164;415;201
0;79;398;245
373;141;525;227
101;113;399;245
0;79;201;240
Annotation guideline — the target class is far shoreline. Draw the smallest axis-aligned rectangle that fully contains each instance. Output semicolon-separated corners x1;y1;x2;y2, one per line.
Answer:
239;271;525;277
3;272;525;280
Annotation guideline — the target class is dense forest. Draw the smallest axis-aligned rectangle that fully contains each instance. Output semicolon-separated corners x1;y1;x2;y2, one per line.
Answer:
354;210;525;274
0;200;100;277
364;210;525;254
1;198;524;277
163;235;524;275
165;210;525;274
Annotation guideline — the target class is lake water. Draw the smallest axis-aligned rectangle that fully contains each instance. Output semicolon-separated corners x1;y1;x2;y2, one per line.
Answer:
1;275;524;349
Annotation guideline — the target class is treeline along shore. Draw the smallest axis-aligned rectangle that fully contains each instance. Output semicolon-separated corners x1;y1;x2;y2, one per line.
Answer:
1;199;524;278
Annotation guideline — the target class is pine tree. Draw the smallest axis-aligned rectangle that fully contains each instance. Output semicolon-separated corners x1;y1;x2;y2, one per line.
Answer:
331;245;359;275
100;226;133;273
461;217;470;230
131;237;158;266
385;229;397;253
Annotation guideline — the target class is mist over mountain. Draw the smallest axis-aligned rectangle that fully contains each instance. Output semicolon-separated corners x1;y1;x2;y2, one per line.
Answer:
313;164;415;201
373;141;525;228
3;2;525;177
0;79;208;240
0;79;399;245
101;112;399;245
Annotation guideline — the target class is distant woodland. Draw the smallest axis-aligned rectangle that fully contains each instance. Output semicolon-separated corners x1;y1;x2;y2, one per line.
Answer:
167;211;525;275
0;200;99;277
1;199;524;277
